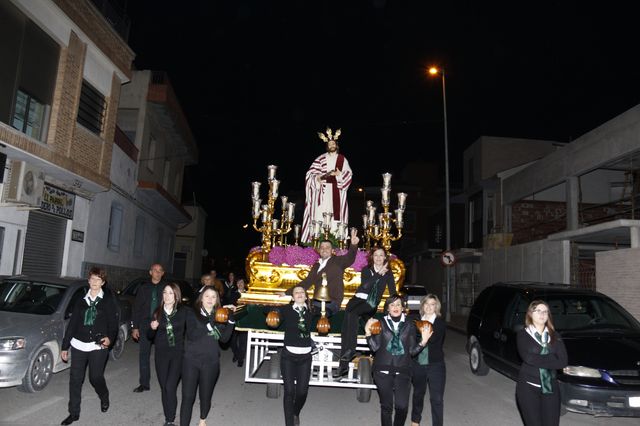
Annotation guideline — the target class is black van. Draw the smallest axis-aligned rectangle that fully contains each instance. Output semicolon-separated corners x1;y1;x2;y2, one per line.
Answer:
466;282;640;417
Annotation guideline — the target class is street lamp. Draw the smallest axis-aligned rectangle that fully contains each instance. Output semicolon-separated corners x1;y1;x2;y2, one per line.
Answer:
429;66;452;322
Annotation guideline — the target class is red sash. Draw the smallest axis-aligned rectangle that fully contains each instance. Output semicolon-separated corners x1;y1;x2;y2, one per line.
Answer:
331;154;345;220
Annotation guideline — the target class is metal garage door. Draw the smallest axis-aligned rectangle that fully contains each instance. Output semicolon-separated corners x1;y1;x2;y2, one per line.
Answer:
22;211;66;276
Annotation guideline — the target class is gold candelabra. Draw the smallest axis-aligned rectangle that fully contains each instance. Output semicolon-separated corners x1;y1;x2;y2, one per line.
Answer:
251;165;296;260
362;172;407;254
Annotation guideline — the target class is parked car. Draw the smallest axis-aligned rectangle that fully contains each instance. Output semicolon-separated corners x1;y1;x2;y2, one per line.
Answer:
466;282;640;417
399;284;427;312
118;277;196;314
0;275;132;392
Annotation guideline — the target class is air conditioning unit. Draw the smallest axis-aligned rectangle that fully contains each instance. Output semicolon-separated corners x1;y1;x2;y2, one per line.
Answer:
2;160;45;207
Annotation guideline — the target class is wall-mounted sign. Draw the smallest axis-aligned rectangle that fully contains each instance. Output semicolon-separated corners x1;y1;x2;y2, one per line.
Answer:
41;183;75;220
71;229;84;243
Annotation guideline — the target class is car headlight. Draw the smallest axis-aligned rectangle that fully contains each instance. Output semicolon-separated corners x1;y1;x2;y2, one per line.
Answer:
0;338;26;350
563;365;602;378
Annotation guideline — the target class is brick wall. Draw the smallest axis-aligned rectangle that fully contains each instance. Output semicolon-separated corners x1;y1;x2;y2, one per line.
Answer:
595;248;640;320
512;200;628;244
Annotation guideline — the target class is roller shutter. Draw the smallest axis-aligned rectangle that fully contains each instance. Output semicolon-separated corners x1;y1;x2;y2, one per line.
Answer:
22;211;66;276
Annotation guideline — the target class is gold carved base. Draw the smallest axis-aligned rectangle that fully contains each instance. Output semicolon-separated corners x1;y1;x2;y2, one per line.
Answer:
242;249;405;310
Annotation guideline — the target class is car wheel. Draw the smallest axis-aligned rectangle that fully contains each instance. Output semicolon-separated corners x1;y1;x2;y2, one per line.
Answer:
356;357;372;403
469;341;490;376
266;351;281;399
110;325;127;361
18;346;54;393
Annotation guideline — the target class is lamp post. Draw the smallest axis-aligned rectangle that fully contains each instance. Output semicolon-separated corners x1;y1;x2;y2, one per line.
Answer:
429;66;451;322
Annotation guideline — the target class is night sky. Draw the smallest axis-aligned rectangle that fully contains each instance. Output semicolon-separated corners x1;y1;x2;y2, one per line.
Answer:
124;1;640;269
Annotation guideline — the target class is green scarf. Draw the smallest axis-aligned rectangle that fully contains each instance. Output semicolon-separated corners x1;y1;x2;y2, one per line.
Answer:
385;317;406;356
83;296;101;326
295;305;310;338
366;274;381;309
164;308;177;347
534;330;553;394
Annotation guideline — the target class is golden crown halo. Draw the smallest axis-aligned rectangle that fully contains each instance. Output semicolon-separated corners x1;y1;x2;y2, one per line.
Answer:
317;127;342;143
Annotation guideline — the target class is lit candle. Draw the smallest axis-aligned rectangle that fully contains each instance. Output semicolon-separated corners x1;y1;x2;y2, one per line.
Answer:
270;179;280;197
395;209;404;224
382;172;392;188
313;220;322;237
251;181;261;199
397;192;407;210
271;219;279;231
281;196;288;211
373;224;379;235
261;208;268;223
381;188;390;206
366;200;374;210
323;212;333;227
287;202;295;221
293;224;301;239
267;165;277;180
362;214;368;228
396;219;404;229
378;213;384;226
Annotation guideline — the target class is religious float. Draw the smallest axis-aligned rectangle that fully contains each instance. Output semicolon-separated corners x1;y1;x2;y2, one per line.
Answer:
235;133;408;402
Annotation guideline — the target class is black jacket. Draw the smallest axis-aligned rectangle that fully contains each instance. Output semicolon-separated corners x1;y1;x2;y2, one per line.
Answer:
62;288;118;351
132;279;165;329
183;308;233;362
411;314;446;365
517;328;568;390
354;266;396;308
147;305;188;352
367;315;425;375
269;304;314;349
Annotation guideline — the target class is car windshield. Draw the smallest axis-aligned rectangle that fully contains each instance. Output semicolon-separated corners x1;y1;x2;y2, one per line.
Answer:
545;295;640;332
0;280;67;315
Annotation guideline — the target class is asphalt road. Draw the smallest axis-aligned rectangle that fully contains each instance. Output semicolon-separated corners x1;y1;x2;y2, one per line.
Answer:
0;329;637;425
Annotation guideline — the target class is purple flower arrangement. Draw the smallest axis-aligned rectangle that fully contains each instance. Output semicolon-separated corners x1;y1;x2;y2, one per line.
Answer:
264;245;370;272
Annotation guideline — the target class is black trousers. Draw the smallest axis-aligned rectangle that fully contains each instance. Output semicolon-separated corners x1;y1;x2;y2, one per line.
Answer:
280;349;312;426
339;297;375;366
231;330;247;362
373;370;411;426
155;347;182;422
138;325;153;388
180;357;220;426
516;380;561;426
68;347;109;416
411;361;446;426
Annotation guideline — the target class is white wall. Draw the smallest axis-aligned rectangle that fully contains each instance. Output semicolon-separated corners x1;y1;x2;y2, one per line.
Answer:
60;196;90;278
0;204;28;275
480;240;570;287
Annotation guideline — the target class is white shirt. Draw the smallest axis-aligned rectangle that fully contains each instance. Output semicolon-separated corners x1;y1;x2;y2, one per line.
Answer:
317;257;329;273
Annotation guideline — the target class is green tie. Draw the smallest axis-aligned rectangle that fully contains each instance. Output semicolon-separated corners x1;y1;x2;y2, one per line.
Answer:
366;275;381;309
204;310;221;339
385;318;406;356
165;308;176;347
535;331;553;394
296;306;309;338
84;296;101;326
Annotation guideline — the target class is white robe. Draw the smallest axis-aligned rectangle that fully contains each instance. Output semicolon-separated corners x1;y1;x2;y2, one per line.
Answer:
301;152;353;243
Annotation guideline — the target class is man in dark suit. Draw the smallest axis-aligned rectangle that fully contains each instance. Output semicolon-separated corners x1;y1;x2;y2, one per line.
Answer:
287;228;360;316
131;263;165;392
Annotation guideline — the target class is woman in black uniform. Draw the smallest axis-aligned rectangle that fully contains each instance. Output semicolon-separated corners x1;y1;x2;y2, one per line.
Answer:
60;267;118;425
365;294;430;426
269;285;314;426
410;294;446;426
148;282;187;426
516;300;568;426
336;247;396;377
180;287;233;426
